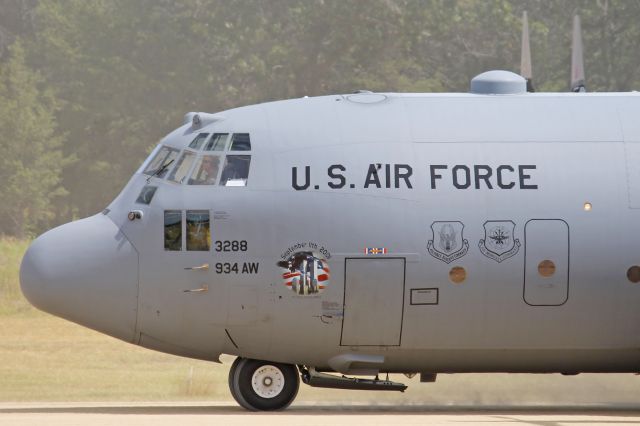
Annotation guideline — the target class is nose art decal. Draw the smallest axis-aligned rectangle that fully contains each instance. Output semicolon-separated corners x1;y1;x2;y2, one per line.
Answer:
277;249;330;296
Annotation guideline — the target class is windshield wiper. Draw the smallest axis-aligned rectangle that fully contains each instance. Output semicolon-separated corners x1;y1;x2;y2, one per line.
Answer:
147;159;174;183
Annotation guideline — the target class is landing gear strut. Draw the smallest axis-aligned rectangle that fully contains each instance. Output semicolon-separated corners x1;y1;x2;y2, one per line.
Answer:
228;358;300;411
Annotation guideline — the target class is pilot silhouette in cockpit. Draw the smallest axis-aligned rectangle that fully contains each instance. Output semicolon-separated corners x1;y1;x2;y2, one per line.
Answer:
190;156;218;185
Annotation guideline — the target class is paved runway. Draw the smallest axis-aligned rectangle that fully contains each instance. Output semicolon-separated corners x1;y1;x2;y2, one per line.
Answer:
2;402;640;426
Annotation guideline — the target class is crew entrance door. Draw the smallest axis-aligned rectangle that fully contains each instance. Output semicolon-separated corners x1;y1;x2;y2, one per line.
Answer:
340;258;406;346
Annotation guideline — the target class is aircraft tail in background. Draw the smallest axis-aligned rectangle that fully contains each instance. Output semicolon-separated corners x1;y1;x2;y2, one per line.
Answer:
522;13;588;93
520;11;535;92
571;15;586;92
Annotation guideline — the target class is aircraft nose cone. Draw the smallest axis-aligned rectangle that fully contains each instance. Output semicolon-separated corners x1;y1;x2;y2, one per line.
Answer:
20;214;139;342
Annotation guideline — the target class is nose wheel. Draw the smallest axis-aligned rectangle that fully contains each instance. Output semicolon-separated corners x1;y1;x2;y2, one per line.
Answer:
228;358;300;411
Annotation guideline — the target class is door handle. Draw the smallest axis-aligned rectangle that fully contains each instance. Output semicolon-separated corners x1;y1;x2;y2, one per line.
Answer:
184;263;209;271
183;284;209;293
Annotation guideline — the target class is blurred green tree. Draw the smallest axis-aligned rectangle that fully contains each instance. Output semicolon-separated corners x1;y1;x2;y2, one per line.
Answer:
0;40;69;237
0;0;635;233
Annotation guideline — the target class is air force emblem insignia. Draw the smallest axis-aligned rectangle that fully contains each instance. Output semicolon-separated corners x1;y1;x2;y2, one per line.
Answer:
427;221;469;264
478;220;520;263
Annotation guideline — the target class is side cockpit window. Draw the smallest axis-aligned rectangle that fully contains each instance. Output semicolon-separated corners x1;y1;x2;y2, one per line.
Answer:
143;146;179;178
164;210;210;252
186;210;210;251
220;155;251;186
164;210;182;251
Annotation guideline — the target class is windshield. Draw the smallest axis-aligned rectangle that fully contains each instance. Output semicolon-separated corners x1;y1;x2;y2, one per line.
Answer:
141;133;252;186
167;151;196;184
143;146;180;178
189;155;221;185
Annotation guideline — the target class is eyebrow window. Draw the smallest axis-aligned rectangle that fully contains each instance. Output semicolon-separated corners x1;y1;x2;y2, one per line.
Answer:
136;186;158;205
189;133;210;150
143;146;179;178
230;133;251;151
188;155;221;185
220;155;251;186
186;210;210;251
167;151;196;183
204;133;229;151
164;210;182;251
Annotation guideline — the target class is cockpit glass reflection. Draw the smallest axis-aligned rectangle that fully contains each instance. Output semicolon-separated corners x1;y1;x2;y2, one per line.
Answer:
220;155;251;186
136;186;158;205
204;133;229;151
189;155;220;185
230;133;251;151
143;146;179;178
167;151;196;183
164;210;182;251
186;210;210;251
189;133;209;150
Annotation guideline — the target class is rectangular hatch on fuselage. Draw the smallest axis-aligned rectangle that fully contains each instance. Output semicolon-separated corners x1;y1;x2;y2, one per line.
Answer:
340;258;406;346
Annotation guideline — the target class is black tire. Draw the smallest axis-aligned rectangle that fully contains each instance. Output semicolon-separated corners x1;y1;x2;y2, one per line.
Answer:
228;357;252;410
230;358;299;411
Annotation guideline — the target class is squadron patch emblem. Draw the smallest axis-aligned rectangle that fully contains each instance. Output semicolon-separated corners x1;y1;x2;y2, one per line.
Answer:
427;221;469;264
478;220;520;263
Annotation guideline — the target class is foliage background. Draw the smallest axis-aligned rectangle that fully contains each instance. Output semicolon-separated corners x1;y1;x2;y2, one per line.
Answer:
0;0;638;234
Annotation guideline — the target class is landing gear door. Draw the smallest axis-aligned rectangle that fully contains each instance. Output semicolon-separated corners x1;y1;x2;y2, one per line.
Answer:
340;258;406;346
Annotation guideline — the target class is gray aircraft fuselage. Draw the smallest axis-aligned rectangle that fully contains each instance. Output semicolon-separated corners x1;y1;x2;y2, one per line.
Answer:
20;83;640;378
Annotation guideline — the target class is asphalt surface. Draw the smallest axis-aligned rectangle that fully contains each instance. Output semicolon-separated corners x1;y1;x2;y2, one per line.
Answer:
2;402;640;426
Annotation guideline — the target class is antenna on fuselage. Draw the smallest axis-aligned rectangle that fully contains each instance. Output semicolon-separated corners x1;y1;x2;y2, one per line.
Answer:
570;15;586;92
520;11;535;92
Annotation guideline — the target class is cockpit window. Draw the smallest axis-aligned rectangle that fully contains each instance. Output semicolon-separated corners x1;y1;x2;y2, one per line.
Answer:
189;133;209;150
143;146;179;178
136;185;158;205
220;155;251;186
164;210;182;251
186;210;210;251
167;151;196;183
188;155;221;185
204;133;229;151
230;133;251;151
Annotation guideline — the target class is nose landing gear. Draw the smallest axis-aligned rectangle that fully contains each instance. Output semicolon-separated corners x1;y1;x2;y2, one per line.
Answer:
228;358;300;411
